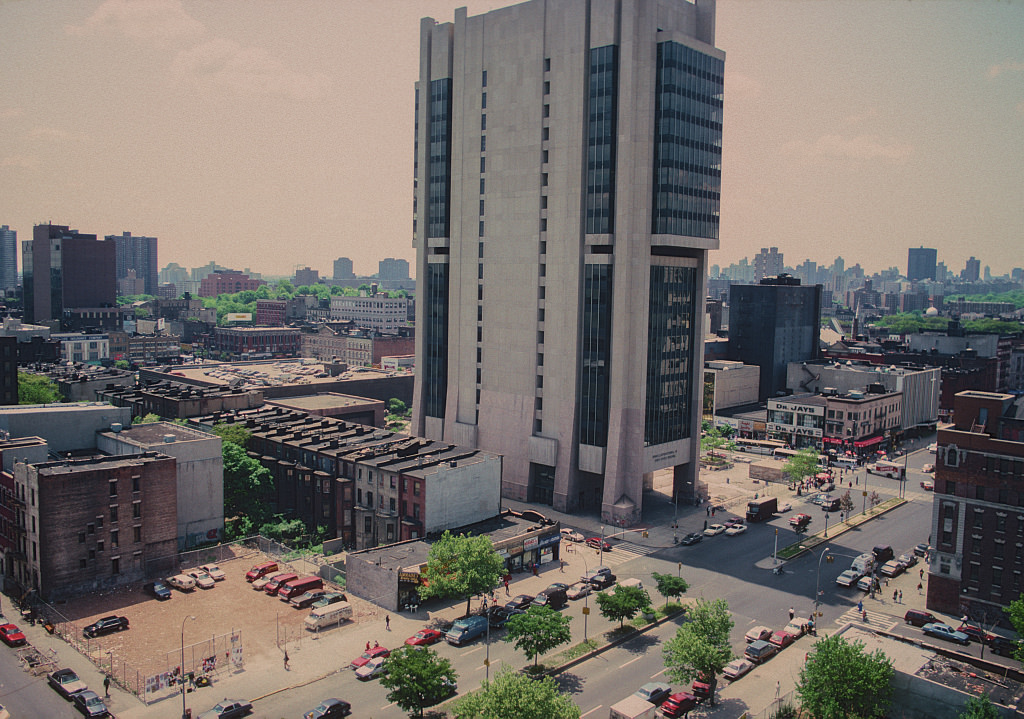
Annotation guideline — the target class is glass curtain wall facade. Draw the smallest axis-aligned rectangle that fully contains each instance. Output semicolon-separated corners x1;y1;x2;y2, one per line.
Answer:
645;265;698;446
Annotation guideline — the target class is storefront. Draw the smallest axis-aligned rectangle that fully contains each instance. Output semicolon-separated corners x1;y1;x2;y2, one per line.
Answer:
495;529;561;574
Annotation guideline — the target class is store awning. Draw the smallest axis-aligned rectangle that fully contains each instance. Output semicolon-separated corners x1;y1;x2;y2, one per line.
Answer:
854;436;884;448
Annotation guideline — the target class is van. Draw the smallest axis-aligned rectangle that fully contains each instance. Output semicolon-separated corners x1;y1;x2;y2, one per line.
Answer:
904;609;937;627
744;639;778;664
246;561;279;582
872;545;895;564
278;576;323;602
850;553;875;575
834;457;857;470
166;574;196;592
445;615;489;646
304;601;352;631
264;573;298;596
531;588;568;610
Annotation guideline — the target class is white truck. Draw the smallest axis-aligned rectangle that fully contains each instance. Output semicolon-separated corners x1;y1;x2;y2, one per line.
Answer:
609;695;657;719
304;601;352;631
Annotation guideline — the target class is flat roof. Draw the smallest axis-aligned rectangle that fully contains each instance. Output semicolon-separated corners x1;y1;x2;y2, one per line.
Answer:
99;421;216;445
267;393;381;411
157;360;397;389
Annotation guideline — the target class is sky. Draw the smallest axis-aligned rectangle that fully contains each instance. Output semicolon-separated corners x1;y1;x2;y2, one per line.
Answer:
1;0;1022;280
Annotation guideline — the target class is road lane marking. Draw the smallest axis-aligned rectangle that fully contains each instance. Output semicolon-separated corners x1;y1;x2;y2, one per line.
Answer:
581;705;604;718
651;667;668;678
464;646;483;655
476;659;502;671
619;656;642;668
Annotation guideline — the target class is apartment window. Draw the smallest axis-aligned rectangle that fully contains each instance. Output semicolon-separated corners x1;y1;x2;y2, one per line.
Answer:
132;502;141;519
480;157;486;173
540;240;547;254
542;149;549;164
536;375;544;389
481;114;486;131
390;476;396;489
995;542;1005;559
480;178;485;194
364;516;372;534
80;559;87;569
542;126;549;141
482;70;487;87
538;308;545;322
390;497;396;513
538;330;545;344
974;511;984;528
542;173;548;186
413;482;420;497
540;218;547;232
413;503;420;519
79;532;86;544
538;286;546;299
541;195;548;210
481;92;486;109
993;567;1003;589
97;540;104;553
111;530;119;548
544;57;551;72
538;352;544;366
109;480;117;496
367;491;373;507
357;488;362;504
477;347;482;362
133;526;141;543
112;557;120;575
997;515;1007;533
477;326;483;342
88;523;95;534
132;476;140;492
88;549;95;560
96;516;103;529
544;81;550;95
479;221;485;237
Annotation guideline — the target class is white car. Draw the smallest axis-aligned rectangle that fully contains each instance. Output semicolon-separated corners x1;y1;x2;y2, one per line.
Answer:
355;655;388;680
724;524;747;536
778;502;792;513
836;569;862;587
928;443;937;454
560;528;585;543
704;524;726;537
723;658;754;680
199;563;226;581
188;570;216;589
566;582;592;600
921;464;934;474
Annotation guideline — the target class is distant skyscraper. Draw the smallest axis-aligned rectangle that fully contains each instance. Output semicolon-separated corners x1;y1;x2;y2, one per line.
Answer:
753;247;784;282
907;246;937;281
378;258;410;282
293;267;319;286
109;231;158;296
159;262;189;287
412;0;723;522
0;225;16;293
23;224;115;324
832;256;845;275
963;256;981;282
333;257;354;280
935;261;948;282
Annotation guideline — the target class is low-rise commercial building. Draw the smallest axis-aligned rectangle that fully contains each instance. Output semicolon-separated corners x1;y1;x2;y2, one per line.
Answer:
212;326;301;360
821;386;903;456
767;394;827;450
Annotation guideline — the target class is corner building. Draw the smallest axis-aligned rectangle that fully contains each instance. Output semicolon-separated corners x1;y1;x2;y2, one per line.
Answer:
412;0;724;524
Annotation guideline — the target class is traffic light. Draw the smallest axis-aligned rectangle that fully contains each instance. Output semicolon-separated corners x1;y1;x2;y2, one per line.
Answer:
826;555;834;564
642;530;649;538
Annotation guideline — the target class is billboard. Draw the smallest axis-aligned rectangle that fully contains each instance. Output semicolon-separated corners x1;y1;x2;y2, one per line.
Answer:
225;313;252;323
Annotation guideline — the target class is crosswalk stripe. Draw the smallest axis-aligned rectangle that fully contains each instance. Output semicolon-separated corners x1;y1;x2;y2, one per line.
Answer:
836;607;898;631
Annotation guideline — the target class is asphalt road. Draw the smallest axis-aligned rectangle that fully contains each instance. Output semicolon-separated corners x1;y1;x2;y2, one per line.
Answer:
0;644;84;719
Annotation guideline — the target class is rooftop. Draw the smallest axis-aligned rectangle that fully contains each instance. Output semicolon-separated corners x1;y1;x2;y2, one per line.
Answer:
98;421;216;445
267;393;381;411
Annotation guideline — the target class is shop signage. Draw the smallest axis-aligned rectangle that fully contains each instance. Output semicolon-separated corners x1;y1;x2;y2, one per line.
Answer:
524;536;539;551
399;571;421;583
538;534;561;548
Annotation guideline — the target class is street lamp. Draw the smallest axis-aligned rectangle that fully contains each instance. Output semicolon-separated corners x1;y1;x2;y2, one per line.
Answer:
181;615;196;719
802;545;832;622
578;551;590;643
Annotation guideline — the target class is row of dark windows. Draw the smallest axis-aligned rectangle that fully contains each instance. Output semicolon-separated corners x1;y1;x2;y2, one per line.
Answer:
579;264;613;447
586;45;617;236
645;265;697;446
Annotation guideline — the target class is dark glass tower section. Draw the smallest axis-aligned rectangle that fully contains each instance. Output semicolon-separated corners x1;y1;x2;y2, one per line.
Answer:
645;265;698;446
586;46;618;235
579;264;613;447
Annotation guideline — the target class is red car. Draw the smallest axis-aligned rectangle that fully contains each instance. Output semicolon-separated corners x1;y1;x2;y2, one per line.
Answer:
0;623;26;647
769;630;795;649
661;692;699;718
789;513;812;528
350;645;390;669
404;628;443;647
586;537;612;551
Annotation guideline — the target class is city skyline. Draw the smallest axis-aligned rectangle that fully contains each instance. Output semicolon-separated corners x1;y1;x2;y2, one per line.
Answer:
1;0;1022;278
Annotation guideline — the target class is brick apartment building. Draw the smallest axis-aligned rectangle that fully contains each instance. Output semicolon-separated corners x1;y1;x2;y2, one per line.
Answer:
212;326;301;359
300;325;414;366
927;391;1024;620
255;300;286;326
97;381;263;421
198;271;265;298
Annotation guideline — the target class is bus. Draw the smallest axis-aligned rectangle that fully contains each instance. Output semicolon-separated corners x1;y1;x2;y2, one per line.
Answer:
773;448;829;467
733;439;786;455
867;460;905;479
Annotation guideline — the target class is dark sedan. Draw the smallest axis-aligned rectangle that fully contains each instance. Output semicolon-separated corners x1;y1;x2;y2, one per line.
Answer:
198;698;253;719
72;690;109;718
84;616;129;638
679;532;703;545
505;594;534;611
304;698;352;718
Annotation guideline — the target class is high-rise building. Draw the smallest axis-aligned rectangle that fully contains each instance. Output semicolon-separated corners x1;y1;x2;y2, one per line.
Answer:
411;0;723;523
907;246;937;282
963;256;981;282
753;247;784;282
23;224;116;324
729;275;822;402
0;225;16;293
379;258;410;282
109;231;158;296
333;257;355;280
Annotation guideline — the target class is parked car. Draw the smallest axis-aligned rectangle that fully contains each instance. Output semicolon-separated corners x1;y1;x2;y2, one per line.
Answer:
769;630;795;649
856;575;876;592
789;514;812;529
199;564;226;581
581;566;613;584
725;524;748;536
290;590;329;609
566;582;592;600
585;537;612;551
691;674;712;700
83;616;129;638
872;545;895;563
989;636;1020;658
744;625;772;643
445;615;489;646
532;588;568;610
587;572;617;589
405;628;443;646
921;463;935;473
922;623;971;646
48;668;88;699
744;639;778;664
505;594;534;611
778;502;793;513
560;528;584;543
879;560;904;578
679;531;703;545
921;479;934;491
350;646;390;669
188;570;217;589
633;682;672;705
904;609;938;627
355;655;388;680
143;581;172;600
311;592;347;609
487;606;523;628
0;626;25;647
197;698;253;719
72;689;109;717
264;573;298;596
723;658;755;680
898;553;918;568
704;524;726;537
303;698;352;718
914;543;931;557
245;561;278;582
835;570;862;587
784;618;812;638
957;624;995;644
660;691;699;717
166;574;196;592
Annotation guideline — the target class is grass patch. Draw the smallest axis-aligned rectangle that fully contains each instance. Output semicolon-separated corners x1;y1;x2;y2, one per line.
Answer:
661;602;684;616
549;638;599;665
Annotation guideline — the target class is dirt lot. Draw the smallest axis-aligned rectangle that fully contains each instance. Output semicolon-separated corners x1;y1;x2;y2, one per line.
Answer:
38;552;354;683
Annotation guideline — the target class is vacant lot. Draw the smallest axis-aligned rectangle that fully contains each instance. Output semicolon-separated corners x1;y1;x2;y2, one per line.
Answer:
41;553;353;683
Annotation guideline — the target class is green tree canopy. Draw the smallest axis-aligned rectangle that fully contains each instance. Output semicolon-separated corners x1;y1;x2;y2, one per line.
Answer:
212;422;252;449
594;583;650;627
796;633;894;719
222;442;272;538
132;412;161;424
379;645;458;718
418;530;505;615
452;668;580;719
17;372;62;404
959;694;1001;719
388;398;408;415
784;448;820;486
113;359;130;370
663;598;734;706
700;427;735;459
652;572;689;603
504;605;573;666
1003;594;1024;663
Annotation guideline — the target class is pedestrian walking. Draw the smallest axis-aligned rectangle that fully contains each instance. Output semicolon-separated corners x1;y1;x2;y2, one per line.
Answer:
706;506;710;517
559;559;565;573
283;650;290;670
789;606;795;620
899;590;903;603
917;582;923;594
703;519;708;530
776;680;781;699
103;675;111;698
385;615;391;631
504;576;510;595
857;600;863;613
893;589;898;602
366;641;370;652
919;568;924;579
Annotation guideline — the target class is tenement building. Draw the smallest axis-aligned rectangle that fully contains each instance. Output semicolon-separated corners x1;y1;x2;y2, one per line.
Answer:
412;0;723;523
927;391;1024;619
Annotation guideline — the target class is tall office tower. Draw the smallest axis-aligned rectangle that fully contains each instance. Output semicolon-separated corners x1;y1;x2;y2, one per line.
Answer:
333;257;355;280
411;0;723;523
963;256;981;282
728;275;822;403
753;247;784;282
0;225;16;293
379;258;410;282
935;261;948;282
907;246;937;281
109;231;158;296
23;224;115;324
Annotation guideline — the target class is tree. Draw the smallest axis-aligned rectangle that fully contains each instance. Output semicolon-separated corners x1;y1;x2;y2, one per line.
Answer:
379;645;458;718
796;633;894;719
504;605;572;666
132;412;161;424
594;584;650;627
663;598;734;706
113;359;130;370
17;372;62;404
652;572;689;604
1003;594;1024;663
212;422;251;449
784;448;819;487
959;694;1001;719
222;442;273;537
452;668;580;719
839;491;855;520
418;530;505;616
700;427;735;460
388;398;408;415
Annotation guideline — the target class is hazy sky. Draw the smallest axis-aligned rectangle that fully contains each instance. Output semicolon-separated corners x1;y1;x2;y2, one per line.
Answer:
2;0;1022;279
